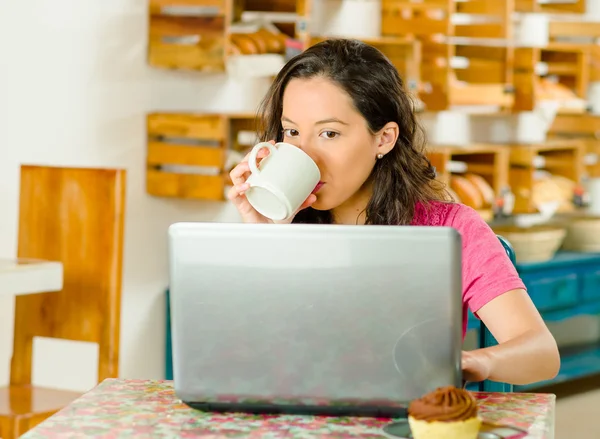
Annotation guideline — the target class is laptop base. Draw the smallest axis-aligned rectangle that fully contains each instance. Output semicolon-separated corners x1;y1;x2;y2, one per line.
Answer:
186;401;408;418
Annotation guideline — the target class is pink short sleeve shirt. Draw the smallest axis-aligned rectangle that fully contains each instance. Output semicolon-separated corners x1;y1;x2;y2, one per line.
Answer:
412;201;527;339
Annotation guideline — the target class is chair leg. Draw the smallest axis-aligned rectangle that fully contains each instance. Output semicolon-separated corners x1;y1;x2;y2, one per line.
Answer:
0;414;44;439
0;416;16;439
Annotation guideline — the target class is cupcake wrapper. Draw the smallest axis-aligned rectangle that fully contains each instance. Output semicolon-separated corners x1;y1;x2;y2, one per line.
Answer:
408;415;482;439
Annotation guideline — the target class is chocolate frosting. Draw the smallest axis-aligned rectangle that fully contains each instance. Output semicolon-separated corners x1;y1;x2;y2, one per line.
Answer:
408;386;478;422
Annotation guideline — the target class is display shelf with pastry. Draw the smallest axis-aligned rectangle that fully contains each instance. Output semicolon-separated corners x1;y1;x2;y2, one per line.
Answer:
381;0;515;111
227;23;289;77
148;0;298;73
508;139;586;213
513;45;591;112
427;144;510;218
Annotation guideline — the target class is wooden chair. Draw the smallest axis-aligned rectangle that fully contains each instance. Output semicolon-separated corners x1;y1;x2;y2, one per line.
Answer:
0;165;126;438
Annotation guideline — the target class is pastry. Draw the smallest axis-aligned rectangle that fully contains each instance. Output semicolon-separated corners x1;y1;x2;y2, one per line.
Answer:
230;34;259;55
257;28;284;53
246;31;268;53
465;173;495;207
450;175;483;209
408;385;482;439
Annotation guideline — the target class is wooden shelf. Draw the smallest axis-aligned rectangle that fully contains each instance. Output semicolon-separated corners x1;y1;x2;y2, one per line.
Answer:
427;144;510;217
516;0;586;14
513;44;590;111
146;113;229;200
548;113;600;177
381;0;514;111
146;112;263;200
508;139;585;213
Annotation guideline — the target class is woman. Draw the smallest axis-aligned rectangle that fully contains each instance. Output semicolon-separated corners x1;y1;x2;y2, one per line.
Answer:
228;39;559;386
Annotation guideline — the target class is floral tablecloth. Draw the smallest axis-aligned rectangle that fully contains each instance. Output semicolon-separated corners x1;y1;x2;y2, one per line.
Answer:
22;379;555;438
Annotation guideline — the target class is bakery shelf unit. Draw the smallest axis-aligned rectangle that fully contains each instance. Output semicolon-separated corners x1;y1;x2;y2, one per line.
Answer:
513;44;591;112
148;1;425;87
548;113;600;177
148;0;297;73
508;139;586;213
512;10;600;112
381;0;515;111
427;144;510;220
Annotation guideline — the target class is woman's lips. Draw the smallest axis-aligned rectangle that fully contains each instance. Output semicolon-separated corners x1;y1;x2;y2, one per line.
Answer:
312;182;324;194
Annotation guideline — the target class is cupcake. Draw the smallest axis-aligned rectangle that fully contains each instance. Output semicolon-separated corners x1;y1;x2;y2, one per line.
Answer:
407;385;481;439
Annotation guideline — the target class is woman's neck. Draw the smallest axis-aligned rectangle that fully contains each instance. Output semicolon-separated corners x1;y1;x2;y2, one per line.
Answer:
331;186;372;225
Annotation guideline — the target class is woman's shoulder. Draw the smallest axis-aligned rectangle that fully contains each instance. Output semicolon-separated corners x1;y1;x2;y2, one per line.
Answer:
411;200;473;227
413;200;492;235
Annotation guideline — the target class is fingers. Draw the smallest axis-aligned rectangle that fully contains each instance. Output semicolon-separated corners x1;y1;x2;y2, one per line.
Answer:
230;141;274;186
297;194;317;212
227;139;278;204
226;182;250;203
229;161;251;186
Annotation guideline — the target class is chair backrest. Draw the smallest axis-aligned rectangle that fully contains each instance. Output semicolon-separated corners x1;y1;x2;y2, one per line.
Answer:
497;234;516;265
476;235;516;393
11;165;126;386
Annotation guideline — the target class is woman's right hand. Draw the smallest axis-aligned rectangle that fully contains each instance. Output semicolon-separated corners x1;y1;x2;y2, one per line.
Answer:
227;141;316;224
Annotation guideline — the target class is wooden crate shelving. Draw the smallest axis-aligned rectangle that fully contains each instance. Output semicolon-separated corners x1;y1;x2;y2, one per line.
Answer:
147;113;229;200
381;0;514;110
512;16;600;112
147;112;261;201
427;144;510;220
513;44;591;112
148;0;293;72
148;0;230;71
548;113;600;177
508;139;586;213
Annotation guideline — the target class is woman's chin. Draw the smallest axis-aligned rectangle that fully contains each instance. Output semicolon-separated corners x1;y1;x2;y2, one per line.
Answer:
310;197;334;211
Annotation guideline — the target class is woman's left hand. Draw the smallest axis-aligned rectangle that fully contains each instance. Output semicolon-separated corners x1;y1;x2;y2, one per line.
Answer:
462;350;492;383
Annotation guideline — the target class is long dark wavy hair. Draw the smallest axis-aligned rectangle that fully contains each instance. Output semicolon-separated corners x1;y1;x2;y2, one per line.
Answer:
255;38;447;225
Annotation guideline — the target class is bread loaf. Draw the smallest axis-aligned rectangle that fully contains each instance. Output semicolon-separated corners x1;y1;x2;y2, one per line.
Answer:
450;175;484;209
256;28;283;53
465;173;495;207
230;34;259;55
246;31;268;53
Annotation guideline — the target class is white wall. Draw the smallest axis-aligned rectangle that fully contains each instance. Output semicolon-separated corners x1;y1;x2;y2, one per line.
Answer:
0;0;269;391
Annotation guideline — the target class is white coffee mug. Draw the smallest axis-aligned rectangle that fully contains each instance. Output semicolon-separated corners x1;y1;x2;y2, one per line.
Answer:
245;142;321;221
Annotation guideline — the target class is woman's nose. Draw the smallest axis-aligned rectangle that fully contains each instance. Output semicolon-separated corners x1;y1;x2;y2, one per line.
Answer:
297;142;319;165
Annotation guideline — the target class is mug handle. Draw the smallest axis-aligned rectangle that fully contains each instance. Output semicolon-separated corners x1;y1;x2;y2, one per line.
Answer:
248;142;277;175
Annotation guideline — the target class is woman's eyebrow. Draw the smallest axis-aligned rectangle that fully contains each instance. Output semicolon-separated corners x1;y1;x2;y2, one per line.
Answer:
316;118;349;125
281;116;349;125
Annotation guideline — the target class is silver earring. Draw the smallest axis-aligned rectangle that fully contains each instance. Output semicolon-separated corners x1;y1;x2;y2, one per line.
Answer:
377;153;384;159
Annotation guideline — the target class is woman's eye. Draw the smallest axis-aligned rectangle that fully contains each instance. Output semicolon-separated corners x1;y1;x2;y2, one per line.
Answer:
320;131;339;139
283;128;299;137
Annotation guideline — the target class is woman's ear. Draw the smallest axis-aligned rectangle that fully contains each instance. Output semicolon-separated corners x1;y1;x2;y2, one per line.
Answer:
376;122;399;157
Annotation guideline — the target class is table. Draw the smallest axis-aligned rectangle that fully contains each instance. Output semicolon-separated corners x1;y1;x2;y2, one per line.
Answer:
21;379;556;438
0;258;63;297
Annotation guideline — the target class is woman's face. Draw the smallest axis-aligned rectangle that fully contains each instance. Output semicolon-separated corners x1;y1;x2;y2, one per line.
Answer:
281;77;397;213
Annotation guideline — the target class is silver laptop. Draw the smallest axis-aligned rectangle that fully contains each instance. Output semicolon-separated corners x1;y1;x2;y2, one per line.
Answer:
168;222;463;417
